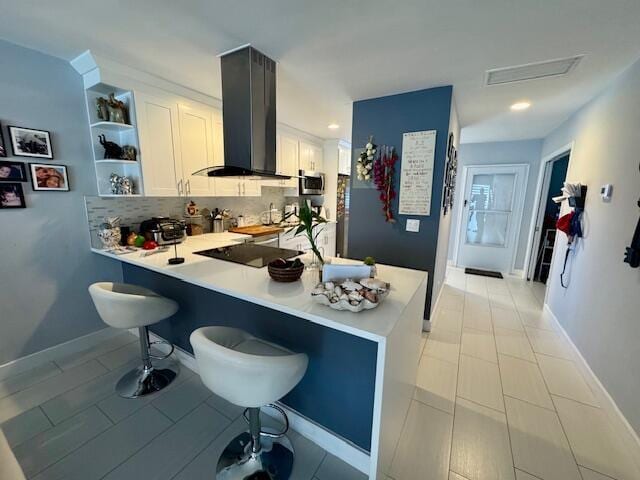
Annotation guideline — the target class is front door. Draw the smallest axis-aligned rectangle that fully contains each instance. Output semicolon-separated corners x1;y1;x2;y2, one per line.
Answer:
456;164;528;273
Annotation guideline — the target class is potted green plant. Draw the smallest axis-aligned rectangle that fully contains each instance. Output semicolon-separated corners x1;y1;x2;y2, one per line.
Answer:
288;201;327;268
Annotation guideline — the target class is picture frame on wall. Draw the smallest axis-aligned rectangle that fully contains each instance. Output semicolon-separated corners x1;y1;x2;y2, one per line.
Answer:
0;160;28;182
30;163;69;191
0;182;26;209
8;126;54;159
0;123;6;157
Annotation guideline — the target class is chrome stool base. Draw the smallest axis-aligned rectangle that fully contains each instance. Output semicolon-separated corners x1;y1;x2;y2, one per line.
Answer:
216;431;294;480
116;364;178;399
115;326;178;399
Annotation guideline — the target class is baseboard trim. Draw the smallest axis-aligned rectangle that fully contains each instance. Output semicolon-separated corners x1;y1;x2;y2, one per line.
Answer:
510;269;526;279
140;329;371;474
0;327;122;381
543;304;640;454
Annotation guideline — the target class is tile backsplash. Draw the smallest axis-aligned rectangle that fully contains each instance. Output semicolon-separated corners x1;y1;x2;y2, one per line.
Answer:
85;187;289;247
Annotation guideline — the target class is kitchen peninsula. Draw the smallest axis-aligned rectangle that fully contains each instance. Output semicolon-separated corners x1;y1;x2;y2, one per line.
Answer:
92;233;427;479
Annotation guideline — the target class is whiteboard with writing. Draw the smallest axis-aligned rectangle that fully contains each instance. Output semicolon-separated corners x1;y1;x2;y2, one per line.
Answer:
398;130;436;216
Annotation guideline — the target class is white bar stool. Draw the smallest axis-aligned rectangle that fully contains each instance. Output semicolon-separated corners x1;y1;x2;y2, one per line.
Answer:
89;282;179;398
190;326;308;480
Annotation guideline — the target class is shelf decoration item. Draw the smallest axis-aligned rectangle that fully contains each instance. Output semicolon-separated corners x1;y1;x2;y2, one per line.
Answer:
109;173;133;195
311;277;390;312
95;93;129;124
98;217;122;250
109;93;128;124
356;136;376;181
96;97;109;121
288;200;327;268
99;134;123;159
373;145;398;222
121;145;137;161
30;163;69;191
8;126;53;159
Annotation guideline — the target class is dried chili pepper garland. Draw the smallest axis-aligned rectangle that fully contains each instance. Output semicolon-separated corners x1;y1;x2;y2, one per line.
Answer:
373;146;398;222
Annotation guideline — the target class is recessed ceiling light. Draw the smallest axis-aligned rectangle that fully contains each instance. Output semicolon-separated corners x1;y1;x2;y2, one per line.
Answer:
510;101;531;111
327;123;340;130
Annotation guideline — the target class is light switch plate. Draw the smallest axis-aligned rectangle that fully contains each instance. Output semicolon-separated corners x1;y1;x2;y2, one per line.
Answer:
406;219;420;232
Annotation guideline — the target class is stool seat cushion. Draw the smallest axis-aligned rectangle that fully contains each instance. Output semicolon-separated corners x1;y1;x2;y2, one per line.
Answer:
190;326;308;408
89;282;178;330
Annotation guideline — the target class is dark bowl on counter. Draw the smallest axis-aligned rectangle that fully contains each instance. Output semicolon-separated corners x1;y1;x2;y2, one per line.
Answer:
268;258;304;282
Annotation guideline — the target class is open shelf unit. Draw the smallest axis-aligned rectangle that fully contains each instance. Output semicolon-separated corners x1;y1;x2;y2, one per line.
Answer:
84;83;144;197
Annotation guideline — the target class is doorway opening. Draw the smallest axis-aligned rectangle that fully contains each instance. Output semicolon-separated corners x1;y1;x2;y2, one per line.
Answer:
526;147;571;284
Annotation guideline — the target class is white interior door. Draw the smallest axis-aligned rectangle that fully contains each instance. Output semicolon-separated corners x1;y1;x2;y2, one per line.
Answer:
456;164;528;273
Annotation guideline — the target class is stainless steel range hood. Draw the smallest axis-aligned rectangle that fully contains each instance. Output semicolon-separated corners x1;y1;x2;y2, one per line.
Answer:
193;45;290;179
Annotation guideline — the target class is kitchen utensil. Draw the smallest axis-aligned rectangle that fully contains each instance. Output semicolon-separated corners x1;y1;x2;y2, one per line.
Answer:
213;215;224;233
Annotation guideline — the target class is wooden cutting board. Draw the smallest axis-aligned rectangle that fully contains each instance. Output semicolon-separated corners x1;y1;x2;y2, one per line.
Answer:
228;225;284;237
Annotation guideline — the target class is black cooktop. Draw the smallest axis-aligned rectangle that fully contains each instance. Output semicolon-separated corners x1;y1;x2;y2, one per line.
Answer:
194;243;302;268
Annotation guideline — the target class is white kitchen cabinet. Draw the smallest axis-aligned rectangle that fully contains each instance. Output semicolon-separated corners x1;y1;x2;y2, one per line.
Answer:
323;222;337;258
279;223;335;257
279;134;299;188
177;103;215;196
136;92;182;196
299;141;323;172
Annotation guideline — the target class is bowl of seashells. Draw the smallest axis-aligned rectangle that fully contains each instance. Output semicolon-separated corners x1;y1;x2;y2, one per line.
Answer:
311;278;390;312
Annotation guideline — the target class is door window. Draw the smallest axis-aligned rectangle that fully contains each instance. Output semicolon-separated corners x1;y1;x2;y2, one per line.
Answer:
465;173;516;248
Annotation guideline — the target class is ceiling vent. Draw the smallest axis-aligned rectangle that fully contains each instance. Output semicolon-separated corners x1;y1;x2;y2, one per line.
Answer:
485;55;583;86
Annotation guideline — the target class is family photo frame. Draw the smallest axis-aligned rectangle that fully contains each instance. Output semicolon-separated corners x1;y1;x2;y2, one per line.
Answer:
8;126;54;159
0;160;28;182
30;163;69;191
0;182;26;209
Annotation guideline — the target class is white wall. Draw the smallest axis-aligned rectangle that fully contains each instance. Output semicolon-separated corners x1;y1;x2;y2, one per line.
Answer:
432;95;460;312
448;139;543;270
542;58;640;434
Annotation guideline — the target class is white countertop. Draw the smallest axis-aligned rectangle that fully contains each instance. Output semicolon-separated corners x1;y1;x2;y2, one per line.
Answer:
92;232;428;342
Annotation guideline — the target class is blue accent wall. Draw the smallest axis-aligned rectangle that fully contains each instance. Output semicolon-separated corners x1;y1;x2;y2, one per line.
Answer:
122;264;378;451
348;86;453;318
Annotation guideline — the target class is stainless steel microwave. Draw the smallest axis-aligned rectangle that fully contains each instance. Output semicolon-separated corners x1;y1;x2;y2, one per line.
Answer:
298;170;325;195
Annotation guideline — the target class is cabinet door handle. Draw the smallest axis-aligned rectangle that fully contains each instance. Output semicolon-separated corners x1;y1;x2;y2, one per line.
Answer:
186;180;191;196
242;183;246;195
238;183;241;196
177;179;183;196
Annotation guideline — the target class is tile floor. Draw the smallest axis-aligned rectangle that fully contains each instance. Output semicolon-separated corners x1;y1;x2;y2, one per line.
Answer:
0;333;364;480
391;268;640;480
1;270;639;480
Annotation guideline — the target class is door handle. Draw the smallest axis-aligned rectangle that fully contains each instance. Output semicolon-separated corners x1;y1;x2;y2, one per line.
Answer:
464;199;468;207
186;180;191;196
242;183;246;195
238;183;241;196
177;179;183;196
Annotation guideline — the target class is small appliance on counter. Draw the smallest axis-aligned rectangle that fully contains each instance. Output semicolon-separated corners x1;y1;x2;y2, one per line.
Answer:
284;204;298;224
140;217;186;245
